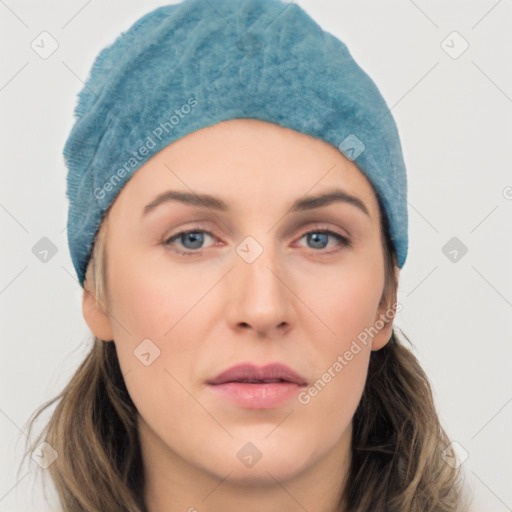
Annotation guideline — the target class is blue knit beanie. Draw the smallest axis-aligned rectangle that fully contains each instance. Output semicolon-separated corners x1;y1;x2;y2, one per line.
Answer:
64;0;408;287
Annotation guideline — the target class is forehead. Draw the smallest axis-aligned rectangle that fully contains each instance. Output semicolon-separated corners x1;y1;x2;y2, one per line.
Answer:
110;118;381;221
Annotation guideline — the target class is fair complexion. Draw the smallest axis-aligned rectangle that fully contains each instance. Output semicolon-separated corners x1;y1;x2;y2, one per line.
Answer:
83;118;396;512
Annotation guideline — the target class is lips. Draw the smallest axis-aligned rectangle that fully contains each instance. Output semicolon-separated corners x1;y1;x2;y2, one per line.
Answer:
207;363;307;386
207;363;308;409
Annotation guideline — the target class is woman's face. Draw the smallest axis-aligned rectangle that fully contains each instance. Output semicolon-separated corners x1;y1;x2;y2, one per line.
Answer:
84;118;395;491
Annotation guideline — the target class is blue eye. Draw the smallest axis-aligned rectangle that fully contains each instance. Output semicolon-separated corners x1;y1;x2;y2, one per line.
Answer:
163;228;351;256
300;230;351;251
164;230;216;255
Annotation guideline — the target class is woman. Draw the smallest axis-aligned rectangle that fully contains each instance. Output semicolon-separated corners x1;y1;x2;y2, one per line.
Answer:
21;0;467;510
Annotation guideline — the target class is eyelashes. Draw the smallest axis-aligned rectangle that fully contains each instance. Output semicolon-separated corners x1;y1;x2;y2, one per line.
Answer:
163;226;352;256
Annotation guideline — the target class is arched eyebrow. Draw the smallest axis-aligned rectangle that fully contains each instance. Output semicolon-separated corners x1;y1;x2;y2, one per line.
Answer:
143;188;370;218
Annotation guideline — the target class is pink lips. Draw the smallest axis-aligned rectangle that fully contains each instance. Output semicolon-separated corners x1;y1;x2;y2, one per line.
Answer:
207;363;307;409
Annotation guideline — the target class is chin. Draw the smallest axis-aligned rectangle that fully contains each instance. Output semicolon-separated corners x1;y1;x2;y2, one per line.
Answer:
204;456;310;486
194;435;320;485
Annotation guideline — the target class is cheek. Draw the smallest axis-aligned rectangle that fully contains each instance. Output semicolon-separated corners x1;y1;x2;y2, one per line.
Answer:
107;253;195;341
106;249;210;382
304;255;384;348
107;267;203;439
295;257;382;425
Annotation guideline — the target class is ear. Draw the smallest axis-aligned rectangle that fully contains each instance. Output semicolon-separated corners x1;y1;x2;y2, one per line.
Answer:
370;299;396;351
371;266;400;351
82;279;114;342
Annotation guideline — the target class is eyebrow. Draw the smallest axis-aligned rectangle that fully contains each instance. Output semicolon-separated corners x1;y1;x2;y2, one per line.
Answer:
143;188;370;217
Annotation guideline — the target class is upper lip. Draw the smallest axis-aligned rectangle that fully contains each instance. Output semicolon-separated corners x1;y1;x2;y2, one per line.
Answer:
207;363;307;386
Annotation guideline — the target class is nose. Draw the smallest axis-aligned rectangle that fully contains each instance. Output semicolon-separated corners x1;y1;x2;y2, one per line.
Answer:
225;239;295;338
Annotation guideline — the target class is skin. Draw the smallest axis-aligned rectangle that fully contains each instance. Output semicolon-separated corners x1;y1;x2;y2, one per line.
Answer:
83;118;397;512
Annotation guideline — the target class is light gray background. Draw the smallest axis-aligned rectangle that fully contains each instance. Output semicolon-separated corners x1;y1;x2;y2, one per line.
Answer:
1;0;511;510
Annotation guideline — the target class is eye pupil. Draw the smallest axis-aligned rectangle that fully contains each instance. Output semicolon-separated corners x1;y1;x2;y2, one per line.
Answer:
308;232;328;249
182;232;204;249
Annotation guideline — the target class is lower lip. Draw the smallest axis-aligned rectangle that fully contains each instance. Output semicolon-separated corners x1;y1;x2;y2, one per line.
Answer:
208;382;304;409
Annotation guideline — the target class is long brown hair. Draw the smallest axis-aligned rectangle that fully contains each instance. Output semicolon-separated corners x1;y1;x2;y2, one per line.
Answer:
20;200;468;511
340;198;468;511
